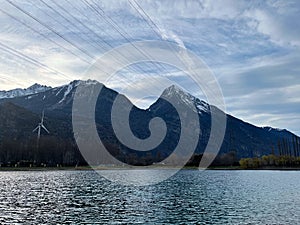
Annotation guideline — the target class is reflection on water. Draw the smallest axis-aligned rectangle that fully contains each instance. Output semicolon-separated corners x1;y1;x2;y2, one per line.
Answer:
0;170;300;224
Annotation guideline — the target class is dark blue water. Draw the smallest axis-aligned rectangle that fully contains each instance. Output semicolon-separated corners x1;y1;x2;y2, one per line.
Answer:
0;170;299;224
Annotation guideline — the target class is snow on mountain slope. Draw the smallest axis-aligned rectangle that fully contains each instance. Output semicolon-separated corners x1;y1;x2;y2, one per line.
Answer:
0;83;52;99
161;84;210;114
54;79;98;104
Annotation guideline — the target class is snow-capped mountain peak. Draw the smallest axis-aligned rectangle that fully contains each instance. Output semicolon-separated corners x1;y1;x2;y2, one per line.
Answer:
161;84;187;97
0;83;52;99
53;79;99;104
161;84;210;113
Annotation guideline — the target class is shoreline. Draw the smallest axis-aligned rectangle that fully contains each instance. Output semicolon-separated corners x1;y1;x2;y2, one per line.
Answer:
1;165;300;171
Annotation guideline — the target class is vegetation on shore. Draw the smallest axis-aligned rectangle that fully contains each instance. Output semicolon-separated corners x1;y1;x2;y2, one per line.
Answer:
1;135;299;170
240;136;300;169
239;155;300;169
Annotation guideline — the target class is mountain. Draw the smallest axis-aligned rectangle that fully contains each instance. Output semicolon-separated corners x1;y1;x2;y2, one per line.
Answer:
0;80;299;167
0;83;52;99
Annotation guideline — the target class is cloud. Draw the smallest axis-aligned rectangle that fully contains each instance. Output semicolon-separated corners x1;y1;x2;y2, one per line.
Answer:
244;1;300;46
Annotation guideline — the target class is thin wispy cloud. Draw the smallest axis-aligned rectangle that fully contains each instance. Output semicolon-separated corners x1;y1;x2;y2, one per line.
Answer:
0;0;299;134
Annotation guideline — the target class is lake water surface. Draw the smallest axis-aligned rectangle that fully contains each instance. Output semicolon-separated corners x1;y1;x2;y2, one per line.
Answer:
0;170;299;224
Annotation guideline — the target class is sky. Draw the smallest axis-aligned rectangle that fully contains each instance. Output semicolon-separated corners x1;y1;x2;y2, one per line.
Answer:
0;0;299;135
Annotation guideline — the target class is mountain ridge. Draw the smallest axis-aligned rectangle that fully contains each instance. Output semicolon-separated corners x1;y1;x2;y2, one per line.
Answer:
0;80;299;166
0;83;52;99
2;80;293;135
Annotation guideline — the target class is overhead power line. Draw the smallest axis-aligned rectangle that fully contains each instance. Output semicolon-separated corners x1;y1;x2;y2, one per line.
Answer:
0;41;71;79
128;0;190;74
0;8;93;66
39;0;104;53
35;0;156;80
6;0;95;60
82;0;171;76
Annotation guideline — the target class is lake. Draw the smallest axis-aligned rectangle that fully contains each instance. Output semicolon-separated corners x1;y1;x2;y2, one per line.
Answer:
0;170;299;224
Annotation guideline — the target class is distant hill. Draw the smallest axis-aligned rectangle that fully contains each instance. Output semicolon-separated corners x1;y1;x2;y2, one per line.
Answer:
0;83;51;99
0;80;298;167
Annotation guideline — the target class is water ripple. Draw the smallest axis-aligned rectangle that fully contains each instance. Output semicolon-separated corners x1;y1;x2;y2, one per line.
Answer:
0;170;299;224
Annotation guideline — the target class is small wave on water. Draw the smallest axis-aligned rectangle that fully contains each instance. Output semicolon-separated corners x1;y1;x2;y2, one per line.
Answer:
0;170;300;224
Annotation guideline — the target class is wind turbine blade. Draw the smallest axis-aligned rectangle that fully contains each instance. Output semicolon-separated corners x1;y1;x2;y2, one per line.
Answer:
33;126;39;132
41;124;50;133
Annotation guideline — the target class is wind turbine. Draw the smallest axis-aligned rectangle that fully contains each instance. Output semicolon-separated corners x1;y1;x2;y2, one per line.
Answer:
33;110;50;146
